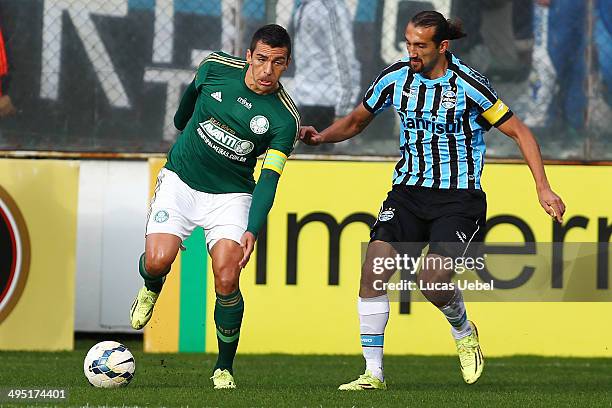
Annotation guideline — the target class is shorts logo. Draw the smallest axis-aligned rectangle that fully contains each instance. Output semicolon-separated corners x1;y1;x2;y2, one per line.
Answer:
456;230;467;243
198;120;255;156
0;186;31;324
250;115;269;135
441;90;457;109
154;210;169;223
378;208;395;222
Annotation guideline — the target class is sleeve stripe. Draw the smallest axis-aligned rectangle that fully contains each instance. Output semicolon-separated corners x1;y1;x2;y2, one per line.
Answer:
452;68;497;104
205;55;245;69
280;88;300;115
263;149;288;174
279;89;300;120
277;90;301;142
482;99;510;125
367;82;395;113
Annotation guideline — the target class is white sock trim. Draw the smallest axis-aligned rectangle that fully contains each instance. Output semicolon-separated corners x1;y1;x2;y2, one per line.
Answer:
358;295;390;315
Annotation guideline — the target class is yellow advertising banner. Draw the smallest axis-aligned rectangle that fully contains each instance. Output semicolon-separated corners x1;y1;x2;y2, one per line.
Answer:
0;159;79;350
147;159;612;356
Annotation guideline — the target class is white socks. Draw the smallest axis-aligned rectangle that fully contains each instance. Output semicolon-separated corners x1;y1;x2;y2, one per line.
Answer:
358;295;390;381
439;288;472;339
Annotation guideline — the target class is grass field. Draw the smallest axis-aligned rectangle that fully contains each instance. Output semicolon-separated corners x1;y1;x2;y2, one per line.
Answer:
1;337;611;407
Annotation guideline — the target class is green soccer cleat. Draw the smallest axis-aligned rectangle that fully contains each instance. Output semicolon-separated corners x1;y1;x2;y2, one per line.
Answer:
211;369;236;389
338;370;387;390
455;321;484;384
129;286;160;330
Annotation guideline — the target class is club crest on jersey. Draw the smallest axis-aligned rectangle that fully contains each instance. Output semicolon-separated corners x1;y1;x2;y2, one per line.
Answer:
378;208;395;222
441;90;457;109
250;115;269;134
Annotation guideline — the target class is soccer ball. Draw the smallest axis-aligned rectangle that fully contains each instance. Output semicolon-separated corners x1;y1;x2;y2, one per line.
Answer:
83;341;135;388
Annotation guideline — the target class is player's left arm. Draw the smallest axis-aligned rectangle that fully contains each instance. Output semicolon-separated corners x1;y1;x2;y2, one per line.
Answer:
239;125;296;268
465;71;566;223
497;114;566;223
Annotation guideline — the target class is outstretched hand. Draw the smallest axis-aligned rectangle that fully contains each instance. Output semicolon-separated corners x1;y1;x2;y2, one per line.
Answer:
538;187;565;223
239;231;256;268
299;126;323;146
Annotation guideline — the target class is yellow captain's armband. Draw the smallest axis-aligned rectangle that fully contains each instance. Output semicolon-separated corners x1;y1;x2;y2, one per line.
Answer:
482;99;510;126
262;149;288;175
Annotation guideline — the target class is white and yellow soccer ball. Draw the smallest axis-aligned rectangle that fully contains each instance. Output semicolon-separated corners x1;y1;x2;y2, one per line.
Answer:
83;341;135;388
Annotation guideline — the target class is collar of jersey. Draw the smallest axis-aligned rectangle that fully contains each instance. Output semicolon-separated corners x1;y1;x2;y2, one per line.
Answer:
414;67;453;86
413;51;454;86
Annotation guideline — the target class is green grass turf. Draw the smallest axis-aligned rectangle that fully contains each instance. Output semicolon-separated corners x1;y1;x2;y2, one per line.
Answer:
0;336;610;407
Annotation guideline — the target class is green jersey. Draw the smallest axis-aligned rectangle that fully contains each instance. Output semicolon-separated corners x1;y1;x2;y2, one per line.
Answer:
165;51;299;193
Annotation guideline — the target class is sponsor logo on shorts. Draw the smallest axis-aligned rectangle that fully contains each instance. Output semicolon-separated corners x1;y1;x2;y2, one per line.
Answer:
441;90;457;109
154;210;169;223
378;208;395;222
250;115;269;135
456;230;467;243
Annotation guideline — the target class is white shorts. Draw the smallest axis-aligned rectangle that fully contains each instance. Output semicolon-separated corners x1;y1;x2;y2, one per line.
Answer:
146;168;252;250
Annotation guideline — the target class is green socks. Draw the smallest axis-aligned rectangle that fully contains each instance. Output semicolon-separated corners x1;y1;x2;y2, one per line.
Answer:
213;289;244;374
138;253;167;293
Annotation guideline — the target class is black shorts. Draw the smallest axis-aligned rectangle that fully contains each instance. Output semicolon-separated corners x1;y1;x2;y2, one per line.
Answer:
370;185;487;258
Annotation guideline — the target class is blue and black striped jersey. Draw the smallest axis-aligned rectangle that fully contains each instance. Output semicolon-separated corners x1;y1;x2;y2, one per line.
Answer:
363;51;513;190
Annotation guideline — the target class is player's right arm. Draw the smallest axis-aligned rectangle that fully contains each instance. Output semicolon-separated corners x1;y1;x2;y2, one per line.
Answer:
300;103;374;145
173;80;197;131
301;60;403;145
173;52;221;130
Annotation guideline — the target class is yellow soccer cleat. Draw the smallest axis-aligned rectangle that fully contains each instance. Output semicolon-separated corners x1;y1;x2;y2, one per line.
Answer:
338;370;387;390
455;321;484;384
129;286;160;330
211;368;236;389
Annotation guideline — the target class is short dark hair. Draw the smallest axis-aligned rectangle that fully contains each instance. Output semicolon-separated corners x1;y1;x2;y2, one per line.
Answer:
249;24;292;59
410;11;466;46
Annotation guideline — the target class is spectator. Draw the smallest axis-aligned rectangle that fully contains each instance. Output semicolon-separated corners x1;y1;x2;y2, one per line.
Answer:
594;0;612;107
451;0;534;81
541;0;588;129
292;0;361;136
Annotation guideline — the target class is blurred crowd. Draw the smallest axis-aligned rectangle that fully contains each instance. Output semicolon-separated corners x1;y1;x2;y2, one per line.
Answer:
291;0;611;154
